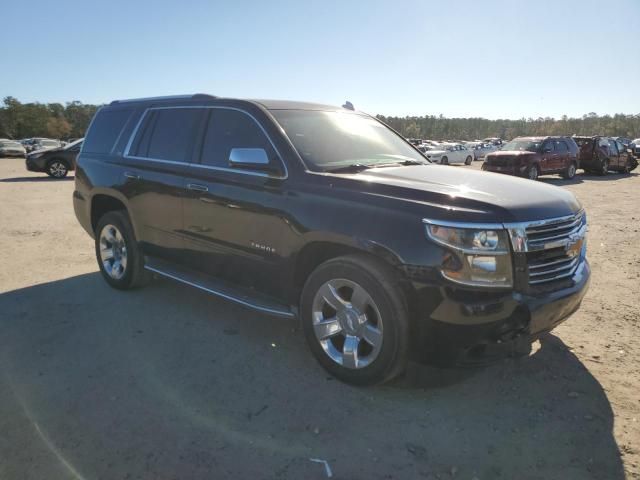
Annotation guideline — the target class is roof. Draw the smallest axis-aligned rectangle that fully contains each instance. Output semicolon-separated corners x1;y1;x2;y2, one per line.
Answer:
108;94;347;112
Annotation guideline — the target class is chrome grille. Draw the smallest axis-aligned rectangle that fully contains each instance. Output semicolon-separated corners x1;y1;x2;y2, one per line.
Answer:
506;211;587;287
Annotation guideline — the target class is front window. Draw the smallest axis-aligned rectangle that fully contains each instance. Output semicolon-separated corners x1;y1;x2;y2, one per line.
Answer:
501;139;541;152
271;110;427;172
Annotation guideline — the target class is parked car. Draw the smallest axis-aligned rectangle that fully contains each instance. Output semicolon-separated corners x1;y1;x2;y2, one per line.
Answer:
631;138;640;157
475;142;498;160
24;138;63;152
0;140;27;157
74;94;590;385
611;137;633;150
26;138;83;178
482;137;504;146
482;136;580;180
422;143;474;165
573;136;637;175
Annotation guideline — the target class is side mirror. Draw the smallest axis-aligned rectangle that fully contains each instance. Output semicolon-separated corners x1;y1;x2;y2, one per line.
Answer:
229;148;280;174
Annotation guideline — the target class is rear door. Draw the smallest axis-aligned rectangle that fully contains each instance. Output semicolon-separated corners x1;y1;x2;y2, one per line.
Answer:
181;107;290;298
123;107;206;260
540;139;557;173
608;139;620;168
615;140;628;169
553;139;569;171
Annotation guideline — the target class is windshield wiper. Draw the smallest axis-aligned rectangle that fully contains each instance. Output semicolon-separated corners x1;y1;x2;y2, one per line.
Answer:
325;159;427;173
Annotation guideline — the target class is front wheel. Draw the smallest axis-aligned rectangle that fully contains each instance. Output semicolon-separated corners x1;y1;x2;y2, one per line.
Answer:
300;255;409;385
465;155;472;165
95;211;149;290
527;164;539;181
441;156;449;165
46;159;69;178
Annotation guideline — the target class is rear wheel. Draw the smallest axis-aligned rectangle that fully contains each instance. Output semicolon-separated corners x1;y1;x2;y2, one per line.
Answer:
441;156;449;165
46;159;68;178
599;158;609;176
95;211;149;290
300;254;409;385
622;159;631;174
527;164;539;181
562;162;577;179
465;155;472;165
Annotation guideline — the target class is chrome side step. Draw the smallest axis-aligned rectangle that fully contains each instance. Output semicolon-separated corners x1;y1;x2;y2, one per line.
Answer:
144;257;295;318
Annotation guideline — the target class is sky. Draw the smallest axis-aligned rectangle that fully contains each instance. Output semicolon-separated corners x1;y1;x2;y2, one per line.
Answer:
1;0;639;119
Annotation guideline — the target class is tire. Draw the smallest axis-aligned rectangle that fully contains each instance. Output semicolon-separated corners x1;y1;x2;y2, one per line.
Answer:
94;210;149;290
599;158;609;176
465;155;472;165
46;159;69;178
441;156;449;165
562;162;577;180
300;254;409;386
622;159;631;174
527;164;538;181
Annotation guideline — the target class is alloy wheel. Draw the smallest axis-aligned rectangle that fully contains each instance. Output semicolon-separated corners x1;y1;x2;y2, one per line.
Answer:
311;279;383;369
99;224;128;280
48;161;67;178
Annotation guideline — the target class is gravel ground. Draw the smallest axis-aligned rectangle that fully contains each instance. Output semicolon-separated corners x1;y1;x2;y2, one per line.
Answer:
0;157;638;480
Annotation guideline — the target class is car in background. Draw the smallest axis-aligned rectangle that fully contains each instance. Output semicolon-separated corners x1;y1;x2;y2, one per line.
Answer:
0;140;27;157
611;137;633;150
26;138;83;178
423;143;474;165
573;136;637;175
631;138;640;157
482;137;504;146
24;138;62;153
482;136;579;180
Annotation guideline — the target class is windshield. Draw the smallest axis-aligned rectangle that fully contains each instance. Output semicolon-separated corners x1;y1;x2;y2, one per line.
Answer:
501;139;541;152
271;110;427;171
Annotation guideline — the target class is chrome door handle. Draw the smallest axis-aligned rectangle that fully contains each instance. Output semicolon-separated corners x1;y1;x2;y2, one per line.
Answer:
187;183;209;192
124;171;141;180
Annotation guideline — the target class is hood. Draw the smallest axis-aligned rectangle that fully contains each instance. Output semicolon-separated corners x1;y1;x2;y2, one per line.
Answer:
28;146;61;156
330;164;581;223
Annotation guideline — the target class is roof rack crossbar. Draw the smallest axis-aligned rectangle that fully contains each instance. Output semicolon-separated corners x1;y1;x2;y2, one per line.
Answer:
110;93;217;105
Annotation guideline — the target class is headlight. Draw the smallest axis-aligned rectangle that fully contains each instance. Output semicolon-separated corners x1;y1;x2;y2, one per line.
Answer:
423;220;513;287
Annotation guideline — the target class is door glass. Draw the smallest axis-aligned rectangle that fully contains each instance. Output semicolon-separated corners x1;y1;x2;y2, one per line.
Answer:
132;108;202;162
200;109;275;169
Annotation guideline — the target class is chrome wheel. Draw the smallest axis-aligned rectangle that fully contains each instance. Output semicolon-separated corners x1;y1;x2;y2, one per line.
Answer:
48;161;67;178
528;165;538;180
567;163;576;179
99;224;128;280
311;279;383;369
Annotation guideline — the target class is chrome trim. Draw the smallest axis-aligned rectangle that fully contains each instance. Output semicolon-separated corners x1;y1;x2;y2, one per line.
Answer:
504;210;586;253
529;268;578;285
528;257;578;277
144;265;295;318
422;218;504;230
123;105;288;180
528;256;576;270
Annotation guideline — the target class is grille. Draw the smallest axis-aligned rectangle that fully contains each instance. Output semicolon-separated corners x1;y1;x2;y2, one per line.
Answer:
520;211;586;286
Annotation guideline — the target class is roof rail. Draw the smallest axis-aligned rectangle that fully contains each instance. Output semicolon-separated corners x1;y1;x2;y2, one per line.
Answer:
110;93;217;105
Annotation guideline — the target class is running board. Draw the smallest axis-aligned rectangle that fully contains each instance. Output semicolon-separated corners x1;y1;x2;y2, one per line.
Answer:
144;257;295;318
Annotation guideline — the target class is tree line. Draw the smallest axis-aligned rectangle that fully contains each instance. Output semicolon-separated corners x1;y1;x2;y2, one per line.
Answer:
377;112;640;141
0;96;99;140
1;96;639;141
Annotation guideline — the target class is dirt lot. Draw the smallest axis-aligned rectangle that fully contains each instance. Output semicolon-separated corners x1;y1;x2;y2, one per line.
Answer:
0;157;638;480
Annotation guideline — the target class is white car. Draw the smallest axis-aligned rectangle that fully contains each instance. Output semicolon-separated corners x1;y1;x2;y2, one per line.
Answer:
423;143;474;165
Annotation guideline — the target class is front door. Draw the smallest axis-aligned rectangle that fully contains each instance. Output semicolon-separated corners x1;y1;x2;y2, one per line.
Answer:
540;139;557;173
182;107;291;299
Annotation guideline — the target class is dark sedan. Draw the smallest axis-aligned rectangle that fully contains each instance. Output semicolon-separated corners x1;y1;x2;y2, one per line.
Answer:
26;139;83;178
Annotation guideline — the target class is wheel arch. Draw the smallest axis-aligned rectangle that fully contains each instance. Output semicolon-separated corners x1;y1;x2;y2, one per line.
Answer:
290;237;404;304
90;191;137;237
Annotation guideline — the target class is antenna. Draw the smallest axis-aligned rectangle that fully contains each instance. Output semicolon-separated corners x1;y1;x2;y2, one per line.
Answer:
342;101;355;111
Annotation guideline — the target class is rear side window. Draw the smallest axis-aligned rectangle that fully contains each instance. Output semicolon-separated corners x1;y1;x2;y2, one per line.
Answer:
131;108;203;162
83;108;133;154
200;109;274;168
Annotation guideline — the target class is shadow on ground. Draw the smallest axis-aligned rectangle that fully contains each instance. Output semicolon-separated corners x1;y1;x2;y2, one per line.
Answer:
0;273;624;480
0;175;74;183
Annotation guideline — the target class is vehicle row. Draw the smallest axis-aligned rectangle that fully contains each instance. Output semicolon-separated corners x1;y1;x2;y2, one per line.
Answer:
482;135;637;180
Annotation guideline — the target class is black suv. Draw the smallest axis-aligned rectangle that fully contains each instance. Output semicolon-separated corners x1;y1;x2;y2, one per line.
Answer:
74;94;590;385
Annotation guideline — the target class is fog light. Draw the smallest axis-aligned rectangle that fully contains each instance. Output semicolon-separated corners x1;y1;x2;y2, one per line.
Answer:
468;255;497;272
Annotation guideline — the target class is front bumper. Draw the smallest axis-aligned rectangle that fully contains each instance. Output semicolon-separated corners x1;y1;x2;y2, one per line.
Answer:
408;259;590;365
25;157;44;172
482;163;526;176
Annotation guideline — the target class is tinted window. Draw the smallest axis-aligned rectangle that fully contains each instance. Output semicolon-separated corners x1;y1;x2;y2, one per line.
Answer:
542;140;555;152
200;109;274;168
555;140;568;153
132;108;202;162
84;108;133;154
608;140;618;154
